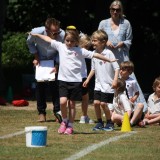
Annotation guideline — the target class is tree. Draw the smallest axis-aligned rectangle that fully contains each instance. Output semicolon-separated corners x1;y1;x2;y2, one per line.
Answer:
0;0;7;94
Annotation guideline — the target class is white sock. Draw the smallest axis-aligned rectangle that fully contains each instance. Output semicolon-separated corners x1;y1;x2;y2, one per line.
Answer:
68;122;73;128
63;118;68;123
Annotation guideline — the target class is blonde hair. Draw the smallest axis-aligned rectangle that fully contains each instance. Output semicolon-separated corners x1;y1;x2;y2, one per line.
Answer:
79;34;91;49
64;29;79;45
120;61;134;74
110;0;124;18
91;30;108;42
152;76;160;92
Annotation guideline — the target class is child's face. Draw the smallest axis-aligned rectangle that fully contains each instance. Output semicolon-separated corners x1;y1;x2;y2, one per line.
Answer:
91;38;106;51
65;35;77;48
120;68;131;79
155;84;160;96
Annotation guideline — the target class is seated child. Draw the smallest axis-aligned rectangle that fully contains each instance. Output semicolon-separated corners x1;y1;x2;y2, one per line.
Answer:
112;78;143;127
120;61;144;127
141;76;160;125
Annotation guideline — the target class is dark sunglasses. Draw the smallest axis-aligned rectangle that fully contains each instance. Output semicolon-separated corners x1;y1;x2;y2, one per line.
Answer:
110;8;121;12
46;30;61;36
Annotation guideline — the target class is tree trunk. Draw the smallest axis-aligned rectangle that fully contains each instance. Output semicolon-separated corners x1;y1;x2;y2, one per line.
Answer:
0;0;7;94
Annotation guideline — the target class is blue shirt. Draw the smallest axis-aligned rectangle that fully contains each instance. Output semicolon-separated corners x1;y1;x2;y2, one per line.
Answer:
98;18;133;64
27;26;65;62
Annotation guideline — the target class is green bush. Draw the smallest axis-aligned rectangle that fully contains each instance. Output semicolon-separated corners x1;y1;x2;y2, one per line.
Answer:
2;32;33;68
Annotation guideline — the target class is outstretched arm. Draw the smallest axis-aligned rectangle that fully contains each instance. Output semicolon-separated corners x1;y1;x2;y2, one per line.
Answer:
29;33;52;43
93;53;118;62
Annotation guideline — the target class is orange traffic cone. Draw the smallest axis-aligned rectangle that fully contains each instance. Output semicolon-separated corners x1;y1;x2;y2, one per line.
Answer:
121;112;132;132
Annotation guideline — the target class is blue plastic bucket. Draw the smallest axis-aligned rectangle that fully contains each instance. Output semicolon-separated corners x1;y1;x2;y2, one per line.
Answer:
25;126;47;147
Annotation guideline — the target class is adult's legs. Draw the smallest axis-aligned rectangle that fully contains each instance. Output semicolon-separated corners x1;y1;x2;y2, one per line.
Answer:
36;82;47;121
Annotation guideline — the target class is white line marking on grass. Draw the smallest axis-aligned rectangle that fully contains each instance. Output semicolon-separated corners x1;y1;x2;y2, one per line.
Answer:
0;130;25;139
64;131;137;160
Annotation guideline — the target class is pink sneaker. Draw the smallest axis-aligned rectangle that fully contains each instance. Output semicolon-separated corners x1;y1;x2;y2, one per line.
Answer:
64;127;73;135
58;122;67;134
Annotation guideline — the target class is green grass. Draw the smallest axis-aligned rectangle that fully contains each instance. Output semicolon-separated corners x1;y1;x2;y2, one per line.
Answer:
0;102;160;160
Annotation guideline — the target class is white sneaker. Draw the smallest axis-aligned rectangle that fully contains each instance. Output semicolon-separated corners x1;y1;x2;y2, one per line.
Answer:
79;116;94;124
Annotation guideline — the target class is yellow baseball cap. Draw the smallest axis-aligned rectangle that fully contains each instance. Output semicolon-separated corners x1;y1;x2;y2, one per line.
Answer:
66;25;76;30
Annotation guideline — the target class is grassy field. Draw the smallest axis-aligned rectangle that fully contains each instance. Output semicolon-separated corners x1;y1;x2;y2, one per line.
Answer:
0;101;160;160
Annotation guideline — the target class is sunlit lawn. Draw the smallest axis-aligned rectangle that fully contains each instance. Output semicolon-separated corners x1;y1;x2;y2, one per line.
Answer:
0;101;160;160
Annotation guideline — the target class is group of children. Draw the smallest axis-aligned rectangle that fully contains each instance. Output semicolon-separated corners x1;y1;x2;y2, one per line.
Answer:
29;26;160;135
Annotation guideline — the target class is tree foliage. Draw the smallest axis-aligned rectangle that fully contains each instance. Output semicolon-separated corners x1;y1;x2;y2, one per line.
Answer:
2;32;33;67
2;0;160;93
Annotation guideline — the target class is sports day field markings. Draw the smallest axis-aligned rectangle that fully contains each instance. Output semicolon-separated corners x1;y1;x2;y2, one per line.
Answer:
64;131;137;160
0;128;136;160
0;130;26;139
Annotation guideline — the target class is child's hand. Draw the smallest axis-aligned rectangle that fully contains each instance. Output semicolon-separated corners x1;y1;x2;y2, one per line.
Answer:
83;80;89;87
27;32;37;37
110;59;118;62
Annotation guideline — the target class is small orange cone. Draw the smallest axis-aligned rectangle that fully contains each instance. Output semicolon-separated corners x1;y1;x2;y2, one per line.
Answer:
121;112;132;132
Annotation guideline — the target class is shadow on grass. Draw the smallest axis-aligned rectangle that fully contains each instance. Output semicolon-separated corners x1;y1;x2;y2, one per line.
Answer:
74;131;105;135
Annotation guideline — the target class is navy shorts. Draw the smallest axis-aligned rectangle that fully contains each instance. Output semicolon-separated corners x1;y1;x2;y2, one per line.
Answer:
94;90;114;103
59;80;82;101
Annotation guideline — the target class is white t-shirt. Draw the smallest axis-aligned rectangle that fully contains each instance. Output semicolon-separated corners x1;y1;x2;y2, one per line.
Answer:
126;77;139;98
113;92;132;115
51;40;94;82
147;93;160;114
91;48;119;93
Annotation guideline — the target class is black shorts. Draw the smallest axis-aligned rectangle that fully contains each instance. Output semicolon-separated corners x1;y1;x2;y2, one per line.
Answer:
94;90;114;103
82;78;88;96
59;80;82;101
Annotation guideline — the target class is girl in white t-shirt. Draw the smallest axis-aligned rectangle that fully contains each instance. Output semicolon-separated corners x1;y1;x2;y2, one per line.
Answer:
112;78;132;126
141;76;160;125
112;78;144;126
30;29;117;135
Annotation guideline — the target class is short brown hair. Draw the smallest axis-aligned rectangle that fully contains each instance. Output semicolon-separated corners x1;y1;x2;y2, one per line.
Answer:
120;61;134;74
45;18;60;30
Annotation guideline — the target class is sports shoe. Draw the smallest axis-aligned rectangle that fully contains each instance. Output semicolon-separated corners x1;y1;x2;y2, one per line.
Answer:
102;121;114;131
37;114;46;122
54;111;62;123
58;122;67;134
92;122;104;131
64;127;73;135
79;116;94;124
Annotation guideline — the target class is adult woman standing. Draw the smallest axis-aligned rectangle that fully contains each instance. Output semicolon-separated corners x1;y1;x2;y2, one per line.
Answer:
98;0;147;112
98;0;132;64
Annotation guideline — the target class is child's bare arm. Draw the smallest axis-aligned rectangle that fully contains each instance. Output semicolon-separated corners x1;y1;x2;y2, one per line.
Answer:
93;53;118;62
83;70;95;87
29;33;52;43
130;91;139;103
